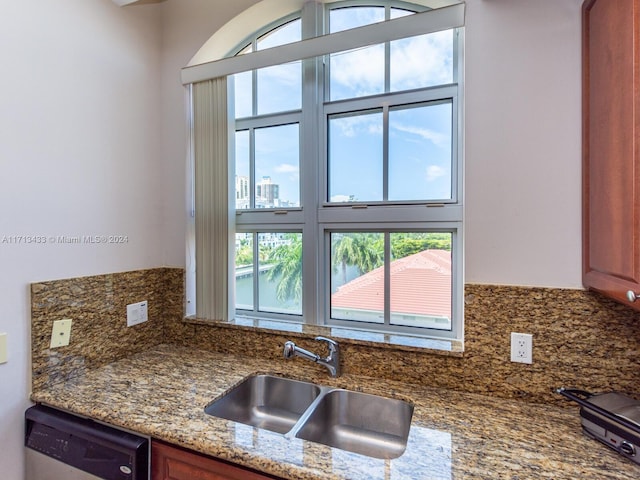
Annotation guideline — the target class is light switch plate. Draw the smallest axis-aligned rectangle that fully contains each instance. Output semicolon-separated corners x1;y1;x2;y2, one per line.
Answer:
127;300;148;327
0;333;7;363
50;319;72;348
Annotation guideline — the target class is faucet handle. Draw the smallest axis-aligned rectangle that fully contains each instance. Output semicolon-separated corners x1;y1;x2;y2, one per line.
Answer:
315;336;338;350
315;337;339;360
315;337;340;377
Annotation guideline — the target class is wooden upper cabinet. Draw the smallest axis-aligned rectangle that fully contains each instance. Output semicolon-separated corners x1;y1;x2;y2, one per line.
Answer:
583;0;640;309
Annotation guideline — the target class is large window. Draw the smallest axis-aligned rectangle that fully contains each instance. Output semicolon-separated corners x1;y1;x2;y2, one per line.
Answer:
227;1;463;339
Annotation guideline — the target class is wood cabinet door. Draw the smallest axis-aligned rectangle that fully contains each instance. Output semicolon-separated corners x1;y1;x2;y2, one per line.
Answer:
151;440;280;480
582;0;640;308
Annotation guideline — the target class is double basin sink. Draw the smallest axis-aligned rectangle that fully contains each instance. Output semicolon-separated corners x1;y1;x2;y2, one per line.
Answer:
205;374;414;459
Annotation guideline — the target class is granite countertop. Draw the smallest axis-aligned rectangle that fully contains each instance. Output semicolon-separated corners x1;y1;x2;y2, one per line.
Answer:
31;344;639;479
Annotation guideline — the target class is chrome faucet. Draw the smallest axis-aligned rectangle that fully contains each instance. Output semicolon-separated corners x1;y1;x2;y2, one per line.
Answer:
283;336;340;377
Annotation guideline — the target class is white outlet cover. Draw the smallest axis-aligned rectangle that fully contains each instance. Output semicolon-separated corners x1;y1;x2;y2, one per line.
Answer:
510;332;533;364
50;319;72;348
127;301;148;327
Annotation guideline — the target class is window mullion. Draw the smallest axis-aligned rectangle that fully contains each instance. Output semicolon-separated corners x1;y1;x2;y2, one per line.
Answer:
384;232;391;327
251;38;258;116
385;4;391;93
300;1;324;325
252;232;259;314
249;128;256;208
383;104;389;201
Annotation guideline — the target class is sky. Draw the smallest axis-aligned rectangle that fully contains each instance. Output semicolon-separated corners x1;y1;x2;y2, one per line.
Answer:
233;7;454;208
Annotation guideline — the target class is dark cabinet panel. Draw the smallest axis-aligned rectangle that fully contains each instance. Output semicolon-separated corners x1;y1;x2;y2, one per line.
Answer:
151;440;281;480
583;0;640;309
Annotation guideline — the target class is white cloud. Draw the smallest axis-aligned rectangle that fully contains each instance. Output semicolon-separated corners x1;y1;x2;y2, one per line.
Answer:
329;30;453;99
390;31;453;89
330;45;385;98
393;124;449;147
331;113;382;138
330;194;352;203
426;165;447;182
274;163;299;183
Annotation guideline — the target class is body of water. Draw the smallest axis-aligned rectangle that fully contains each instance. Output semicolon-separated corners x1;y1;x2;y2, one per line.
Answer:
235;265;360;314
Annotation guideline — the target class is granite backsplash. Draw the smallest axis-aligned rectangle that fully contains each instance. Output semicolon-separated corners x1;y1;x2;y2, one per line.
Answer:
31;268;640;404
30;268;184;391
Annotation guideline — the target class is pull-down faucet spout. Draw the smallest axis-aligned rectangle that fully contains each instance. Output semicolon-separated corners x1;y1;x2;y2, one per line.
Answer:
283;336;340;377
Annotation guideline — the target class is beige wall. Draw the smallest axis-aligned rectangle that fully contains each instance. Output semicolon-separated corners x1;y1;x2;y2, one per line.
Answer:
0;1;163;478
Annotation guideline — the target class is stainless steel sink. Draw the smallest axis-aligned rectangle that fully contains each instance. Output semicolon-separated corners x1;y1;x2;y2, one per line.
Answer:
295;389;413;459
204;374;321;434
205;374;414;459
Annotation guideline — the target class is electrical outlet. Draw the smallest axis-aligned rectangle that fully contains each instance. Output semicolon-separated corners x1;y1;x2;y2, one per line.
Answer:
510;332;533;364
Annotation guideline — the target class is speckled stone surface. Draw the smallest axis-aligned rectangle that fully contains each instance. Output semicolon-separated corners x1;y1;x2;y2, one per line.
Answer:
30;268;184;391
32;269;640;405
31;344;640;480
170;284;640;405
463;284;640;403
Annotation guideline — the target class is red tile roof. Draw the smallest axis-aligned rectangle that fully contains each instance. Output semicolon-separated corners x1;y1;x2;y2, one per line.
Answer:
331;249;451;318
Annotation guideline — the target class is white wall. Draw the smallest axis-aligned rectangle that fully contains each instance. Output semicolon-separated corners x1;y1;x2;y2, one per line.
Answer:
0;1;162;478
464;0;583;288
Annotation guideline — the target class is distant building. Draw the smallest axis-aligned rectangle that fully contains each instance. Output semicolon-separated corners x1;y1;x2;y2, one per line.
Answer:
256;176;279;207
236;175;283;208
236;175;249;209
331;249;452;329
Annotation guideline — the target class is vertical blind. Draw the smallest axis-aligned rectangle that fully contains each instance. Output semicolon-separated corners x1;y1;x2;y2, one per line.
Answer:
193;78;232;319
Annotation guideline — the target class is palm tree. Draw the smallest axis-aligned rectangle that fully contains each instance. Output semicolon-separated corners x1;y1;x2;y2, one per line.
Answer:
390;233;452;258
332;233;383;284
265;234;303;303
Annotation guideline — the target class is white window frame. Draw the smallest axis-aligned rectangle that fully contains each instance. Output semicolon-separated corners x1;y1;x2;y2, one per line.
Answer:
185;1;465;342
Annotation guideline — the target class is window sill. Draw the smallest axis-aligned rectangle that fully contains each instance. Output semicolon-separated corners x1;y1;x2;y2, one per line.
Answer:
184;316;464;357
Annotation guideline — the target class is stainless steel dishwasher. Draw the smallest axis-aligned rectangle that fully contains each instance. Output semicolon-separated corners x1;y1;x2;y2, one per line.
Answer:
25;404;149;480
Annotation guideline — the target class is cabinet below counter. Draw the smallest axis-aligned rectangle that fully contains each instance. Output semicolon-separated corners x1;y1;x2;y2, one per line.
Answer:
152;440;280;480
31;344;639;480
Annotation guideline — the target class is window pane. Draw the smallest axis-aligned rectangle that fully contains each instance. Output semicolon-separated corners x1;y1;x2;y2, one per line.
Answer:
234;71;253;119
257;19;301;49
329;46;384;101
257;62;302;114
258;233;302;315
255;124;300;207
389;102;452;201
390;8;413;19
390;30;454;92
233;44;253;119
235;233;254;310
328;111;382;202
329;7;385;101
235;130;250;209
390;233;452;330
257;20;302;114
330;232;384;323
330;6;384;33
